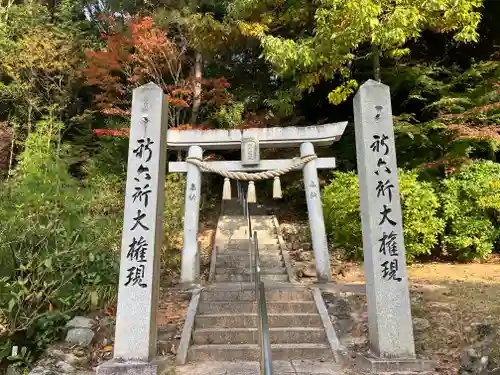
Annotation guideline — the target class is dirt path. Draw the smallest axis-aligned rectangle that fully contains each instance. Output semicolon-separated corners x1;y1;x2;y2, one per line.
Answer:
333;258;500;375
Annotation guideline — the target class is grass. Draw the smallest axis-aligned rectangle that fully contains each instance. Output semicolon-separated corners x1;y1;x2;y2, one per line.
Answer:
335;257;500;375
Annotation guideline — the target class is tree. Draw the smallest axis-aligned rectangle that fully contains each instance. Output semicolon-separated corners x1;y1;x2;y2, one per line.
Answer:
229;0;483;106
0;0;86;141
154;5;233;124
82;15;232;128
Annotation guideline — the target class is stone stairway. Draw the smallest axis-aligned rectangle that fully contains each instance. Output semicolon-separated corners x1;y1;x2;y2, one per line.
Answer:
187;284;333;361
213;216;288;283
178;210;338;366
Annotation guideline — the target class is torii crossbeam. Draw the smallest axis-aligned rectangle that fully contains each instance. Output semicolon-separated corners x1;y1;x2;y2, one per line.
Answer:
167;122;347;286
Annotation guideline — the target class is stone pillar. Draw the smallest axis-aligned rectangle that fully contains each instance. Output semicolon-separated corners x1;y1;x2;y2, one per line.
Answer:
110;83;168;364
353;79;415;358
181;145;202;285
301;142;332;282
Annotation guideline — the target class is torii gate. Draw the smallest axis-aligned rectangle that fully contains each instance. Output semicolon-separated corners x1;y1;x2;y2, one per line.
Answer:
166;124;347;285
98;81;420;375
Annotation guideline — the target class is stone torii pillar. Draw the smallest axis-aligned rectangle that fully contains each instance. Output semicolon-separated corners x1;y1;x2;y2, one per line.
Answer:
181;145;202;285
301;142;332;282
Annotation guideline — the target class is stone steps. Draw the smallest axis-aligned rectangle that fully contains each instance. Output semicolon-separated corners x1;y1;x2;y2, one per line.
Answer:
228;238;279;245
176;361;344;375
192;327;326;345
230;228;277;235
216;255;282;264
216;259;285;269
194;313;322;329
217;252;283;262
230;235;278;242
197;301;318;314
214;267;286;276
217;251;282;258
214;274;288;282
187;343;332;362
182;213;335;364
223;243;280;251
200;288;312;302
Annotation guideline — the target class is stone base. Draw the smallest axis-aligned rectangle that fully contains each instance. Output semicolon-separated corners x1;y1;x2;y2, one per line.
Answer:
346;352;436;374
96;357;169;375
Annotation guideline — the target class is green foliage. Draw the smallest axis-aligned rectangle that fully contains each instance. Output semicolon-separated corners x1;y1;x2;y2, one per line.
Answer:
399;170;445;258
0;115;186;369
229;0;483;108
213;102;245;128
0;116;120;367
0;0;88;139
389;60;500;120
323;170;444;262
323;163;500;262
322;172;362;259
441;160;500;260
162;173;186;270
385;58;500;172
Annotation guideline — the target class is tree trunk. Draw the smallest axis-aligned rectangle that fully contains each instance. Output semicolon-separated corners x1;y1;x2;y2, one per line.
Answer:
372;44;381;82
0;122;13;177
190;52;202;124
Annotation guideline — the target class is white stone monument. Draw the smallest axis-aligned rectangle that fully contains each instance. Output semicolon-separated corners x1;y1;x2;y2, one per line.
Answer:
97;83;169;374
354;79;416;359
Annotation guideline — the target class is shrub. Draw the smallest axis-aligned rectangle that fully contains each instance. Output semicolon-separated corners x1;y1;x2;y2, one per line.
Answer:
322;172;362;259
162;173;186;270
441;160;500;260
213;102;245;128
0;117;121;368
0;117;187;370
399;170;445;259
323;170;444;262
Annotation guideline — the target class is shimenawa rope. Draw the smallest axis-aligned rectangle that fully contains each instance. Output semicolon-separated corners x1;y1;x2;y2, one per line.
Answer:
185;154;317;181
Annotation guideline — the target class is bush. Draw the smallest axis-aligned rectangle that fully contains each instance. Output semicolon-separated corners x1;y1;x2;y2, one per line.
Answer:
162;173;185;270
322;172;362;259
0;117;121;368
213;102;245;128
441;160;500;260
0;117;186;370
399;170;445;259
323;170;444;262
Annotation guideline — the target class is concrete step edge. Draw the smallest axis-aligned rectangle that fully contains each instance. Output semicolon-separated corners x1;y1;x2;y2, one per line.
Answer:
189;343;330;349
194;327;325;333
196;301;318;314
214;275;288;280
200;288;311;294
214;269;287;275
196;313;319;318
197;301;316;306
218;250;281;254
217;253;282;258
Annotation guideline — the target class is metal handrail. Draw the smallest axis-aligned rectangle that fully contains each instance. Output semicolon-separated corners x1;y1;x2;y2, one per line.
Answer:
254;231;273;375
238;182;272;375
238;181;253;282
